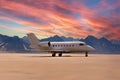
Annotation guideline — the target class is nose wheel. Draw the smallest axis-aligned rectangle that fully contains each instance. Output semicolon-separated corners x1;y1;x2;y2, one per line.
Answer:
85;52;88;57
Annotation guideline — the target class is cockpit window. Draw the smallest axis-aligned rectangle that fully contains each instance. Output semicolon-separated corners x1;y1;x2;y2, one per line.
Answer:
79;43;84;46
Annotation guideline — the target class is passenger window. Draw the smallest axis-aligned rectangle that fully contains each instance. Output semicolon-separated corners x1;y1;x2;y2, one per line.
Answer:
66;45;68;47
72;45;74;47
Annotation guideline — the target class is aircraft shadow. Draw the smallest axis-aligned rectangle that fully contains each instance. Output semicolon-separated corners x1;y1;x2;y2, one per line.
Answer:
28;55;90;58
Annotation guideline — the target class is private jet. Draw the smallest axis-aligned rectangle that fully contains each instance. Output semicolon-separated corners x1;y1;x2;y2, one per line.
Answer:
27;33;94;57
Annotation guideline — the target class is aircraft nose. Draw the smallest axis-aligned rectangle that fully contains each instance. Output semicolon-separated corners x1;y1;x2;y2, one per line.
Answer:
87;45;95;51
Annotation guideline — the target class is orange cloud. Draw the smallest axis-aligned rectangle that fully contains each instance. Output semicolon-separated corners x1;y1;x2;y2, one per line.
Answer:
0;0;120;40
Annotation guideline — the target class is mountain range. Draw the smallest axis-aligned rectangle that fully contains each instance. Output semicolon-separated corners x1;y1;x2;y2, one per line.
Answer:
0;34;120;53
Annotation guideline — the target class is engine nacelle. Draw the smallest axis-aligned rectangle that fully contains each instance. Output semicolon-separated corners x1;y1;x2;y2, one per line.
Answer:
38;42;51;47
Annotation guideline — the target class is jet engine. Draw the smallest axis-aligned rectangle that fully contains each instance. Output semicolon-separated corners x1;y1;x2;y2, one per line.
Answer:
39;42;51;47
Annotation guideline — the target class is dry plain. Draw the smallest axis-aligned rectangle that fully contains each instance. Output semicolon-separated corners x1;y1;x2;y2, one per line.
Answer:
0;53;120;80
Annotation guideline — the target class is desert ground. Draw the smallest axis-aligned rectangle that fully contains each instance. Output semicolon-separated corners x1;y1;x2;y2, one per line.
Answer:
0;53;119;80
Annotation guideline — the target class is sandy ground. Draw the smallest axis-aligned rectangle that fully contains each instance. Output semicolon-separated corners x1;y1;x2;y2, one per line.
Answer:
0;53;119;80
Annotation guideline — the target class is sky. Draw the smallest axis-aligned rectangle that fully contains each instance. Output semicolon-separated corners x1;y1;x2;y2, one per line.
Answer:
0;0;120;40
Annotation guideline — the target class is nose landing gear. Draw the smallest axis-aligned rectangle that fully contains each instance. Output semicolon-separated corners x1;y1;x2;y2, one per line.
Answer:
85;52;88;57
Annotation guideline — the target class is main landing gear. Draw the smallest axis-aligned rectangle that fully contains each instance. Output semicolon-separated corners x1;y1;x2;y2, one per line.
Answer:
58;53;62;57
52;53;56;57
52;52;62;57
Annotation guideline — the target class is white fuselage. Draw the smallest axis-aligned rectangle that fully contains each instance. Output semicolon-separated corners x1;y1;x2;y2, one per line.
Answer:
38;41;94;53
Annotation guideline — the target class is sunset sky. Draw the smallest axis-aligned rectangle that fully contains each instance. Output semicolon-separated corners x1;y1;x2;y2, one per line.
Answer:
0;0;120;40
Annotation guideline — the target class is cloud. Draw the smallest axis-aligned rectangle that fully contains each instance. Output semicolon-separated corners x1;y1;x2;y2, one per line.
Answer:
0;0;120;40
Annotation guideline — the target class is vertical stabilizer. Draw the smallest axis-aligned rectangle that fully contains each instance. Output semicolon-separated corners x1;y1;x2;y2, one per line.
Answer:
27;33;39;48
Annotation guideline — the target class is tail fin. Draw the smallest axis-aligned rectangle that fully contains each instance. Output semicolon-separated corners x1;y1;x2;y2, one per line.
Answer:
27;33;39;48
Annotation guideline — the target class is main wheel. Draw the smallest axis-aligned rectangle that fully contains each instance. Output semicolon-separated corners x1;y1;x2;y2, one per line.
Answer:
52;53;56;57
85;52;88;57
58;53;62;57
